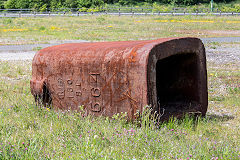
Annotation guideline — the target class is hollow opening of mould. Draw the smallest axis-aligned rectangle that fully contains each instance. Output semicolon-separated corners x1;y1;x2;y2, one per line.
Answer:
156;53;201;119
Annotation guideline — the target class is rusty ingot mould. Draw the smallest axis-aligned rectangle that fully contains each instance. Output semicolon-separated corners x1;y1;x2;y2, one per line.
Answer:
30;37;208;119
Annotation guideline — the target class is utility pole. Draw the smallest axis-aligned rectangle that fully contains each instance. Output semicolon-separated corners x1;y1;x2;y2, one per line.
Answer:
211;0;213;12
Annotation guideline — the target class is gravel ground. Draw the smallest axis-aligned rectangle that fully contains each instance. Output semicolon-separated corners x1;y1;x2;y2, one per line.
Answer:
201;37;240;43
206;44;240;64
0;51;36;61
0;37;239;63
202;37;240;65
0;40;88;61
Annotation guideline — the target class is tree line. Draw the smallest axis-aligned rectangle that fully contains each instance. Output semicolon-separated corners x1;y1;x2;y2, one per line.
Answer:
0;0;236;10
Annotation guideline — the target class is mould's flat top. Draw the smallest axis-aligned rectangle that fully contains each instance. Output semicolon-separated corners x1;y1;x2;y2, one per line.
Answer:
40;37;196;53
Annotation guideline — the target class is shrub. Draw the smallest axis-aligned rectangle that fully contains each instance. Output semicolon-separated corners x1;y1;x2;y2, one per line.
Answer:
4;0;16;9
0;0;5;9
40;4;48;12
234;4;240;12
77;0;104;8
152;2;172;12
220;6;235;12
15;0;29;8
50;0;64;11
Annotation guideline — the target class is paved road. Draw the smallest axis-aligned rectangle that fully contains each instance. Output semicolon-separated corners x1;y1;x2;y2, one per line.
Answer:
0;40;87;61
201;37;240;43
0;37;239;61
0;40;88;52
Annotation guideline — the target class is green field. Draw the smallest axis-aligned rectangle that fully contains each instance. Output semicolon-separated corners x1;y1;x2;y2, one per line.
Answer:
0;15;240;45
0;16;240;159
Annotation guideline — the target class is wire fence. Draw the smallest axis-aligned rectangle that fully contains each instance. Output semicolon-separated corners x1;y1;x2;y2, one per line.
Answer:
0;7;239;17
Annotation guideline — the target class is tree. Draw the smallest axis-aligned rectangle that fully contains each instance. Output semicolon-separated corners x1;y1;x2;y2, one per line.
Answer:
4;0;16;9
0;0;7;9
50;0;65;10
77;0;104;8
64;0;78;8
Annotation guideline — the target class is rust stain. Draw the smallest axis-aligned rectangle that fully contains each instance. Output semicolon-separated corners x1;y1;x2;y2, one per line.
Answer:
129;50;137;63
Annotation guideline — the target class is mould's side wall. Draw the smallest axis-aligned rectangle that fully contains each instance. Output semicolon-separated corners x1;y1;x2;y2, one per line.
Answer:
31;43;151;119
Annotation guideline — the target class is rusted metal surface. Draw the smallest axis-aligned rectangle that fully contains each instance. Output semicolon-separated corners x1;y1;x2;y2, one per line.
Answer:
30;37;208;119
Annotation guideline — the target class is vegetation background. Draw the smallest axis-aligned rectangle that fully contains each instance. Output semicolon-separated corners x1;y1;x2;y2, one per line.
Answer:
0;0;240;12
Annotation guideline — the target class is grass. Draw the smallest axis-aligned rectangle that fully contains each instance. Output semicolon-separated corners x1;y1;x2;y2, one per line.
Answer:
0;15;240;44
0;16;240;159
0;45;240;159
207;62;240;123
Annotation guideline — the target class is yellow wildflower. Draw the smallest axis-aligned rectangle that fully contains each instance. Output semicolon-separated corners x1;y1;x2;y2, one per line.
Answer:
154;19;215;23
50;26;62;31
226;21;240;23
1;28;27;32
50;26;57;30
189;20;214;23
155;20;168;22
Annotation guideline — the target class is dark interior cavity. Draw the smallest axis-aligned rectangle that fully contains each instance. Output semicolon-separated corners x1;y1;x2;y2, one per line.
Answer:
156;53;201;118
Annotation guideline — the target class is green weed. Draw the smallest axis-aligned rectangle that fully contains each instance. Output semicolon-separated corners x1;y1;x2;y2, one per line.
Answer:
2;18;13;25
0;60;239;159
